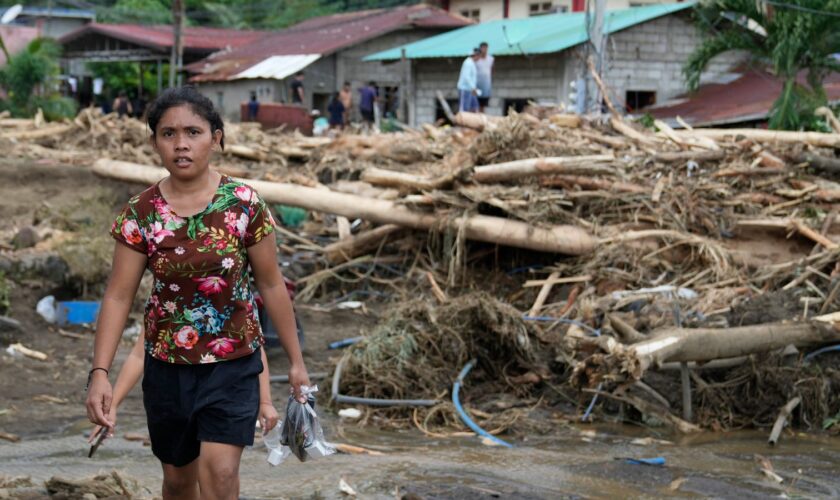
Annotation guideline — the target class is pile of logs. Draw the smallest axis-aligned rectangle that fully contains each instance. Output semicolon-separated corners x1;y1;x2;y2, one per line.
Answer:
9;105;840;432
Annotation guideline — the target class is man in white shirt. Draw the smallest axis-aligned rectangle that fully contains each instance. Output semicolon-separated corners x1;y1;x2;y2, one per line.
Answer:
457;48;481;113
476;42;494;113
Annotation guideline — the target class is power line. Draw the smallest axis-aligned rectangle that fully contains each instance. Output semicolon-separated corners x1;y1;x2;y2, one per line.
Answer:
762;0;840;18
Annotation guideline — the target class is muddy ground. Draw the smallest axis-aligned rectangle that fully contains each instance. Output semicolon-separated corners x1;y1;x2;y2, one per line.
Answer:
2;160;840;499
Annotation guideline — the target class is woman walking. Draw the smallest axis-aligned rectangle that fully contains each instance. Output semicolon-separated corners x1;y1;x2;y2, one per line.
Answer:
86;86;310;499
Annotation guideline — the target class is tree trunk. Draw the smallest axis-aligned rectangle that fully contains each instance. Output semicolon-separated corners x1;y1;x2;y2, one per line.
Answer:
673;128;840;148
323;224;403;264
361;167;455;191
472;155;616;183
92;160;597;255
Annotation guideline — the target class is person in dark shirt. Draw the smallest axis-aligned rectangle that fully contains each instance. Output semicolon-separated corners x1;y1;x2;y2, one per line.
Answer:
327;92;345;129
290;72;305;105
247;93;260;121
113;91;133;118
358;81;378;124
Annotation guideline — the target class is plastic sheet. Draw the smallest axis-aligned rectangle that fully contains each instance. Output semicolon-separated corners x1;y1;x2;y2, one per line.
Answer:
265;385;335;465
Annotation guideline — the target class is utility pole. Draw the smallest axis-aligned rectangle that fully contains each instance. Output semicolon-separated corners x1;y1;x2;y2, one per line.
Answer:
169;0;184;88
588;0;607;113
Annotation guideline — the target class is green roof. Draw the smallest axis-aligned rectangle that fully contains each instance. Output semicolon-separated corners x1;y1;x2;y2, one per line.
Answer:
364;2;696;61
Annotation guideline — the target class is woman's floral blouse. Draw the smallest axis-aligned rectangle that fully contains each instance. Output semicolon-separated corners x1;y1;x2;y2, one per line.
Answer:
111;175;276;364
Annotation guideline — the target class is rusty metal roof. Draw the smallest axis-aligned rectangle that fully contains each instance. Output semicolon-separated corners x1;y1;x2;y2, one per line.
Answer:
58;23;269;54
188;4;471;82
648;69;840;127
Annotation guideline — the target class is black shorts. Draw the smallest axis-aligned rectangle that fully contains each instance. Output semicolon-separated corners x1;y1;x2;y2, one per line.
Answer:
142;350;263;467
361;109;375;122
477;96;490;107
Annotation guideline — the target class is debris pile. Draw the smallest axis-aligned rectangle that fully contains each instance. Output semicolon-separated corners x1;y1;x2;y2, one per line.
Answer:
5;106;840;436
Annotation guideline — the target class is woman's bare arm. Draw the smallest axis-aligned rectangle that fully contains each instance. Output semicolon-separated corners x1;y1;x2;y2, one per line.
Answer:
86;243;147;426
247;236;310;401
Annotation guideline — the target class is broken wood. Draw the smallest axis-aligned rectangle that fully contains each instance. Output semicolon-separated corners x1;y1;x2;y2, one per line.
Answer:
652;150;725;164
426;272;448;304
453;111;499;131
472;155;616;183
768;396;800;446
361;167;456;191
0;431;20;442
2;124;74;141
226;144;266;161
523;274;591;288
610;117;661;148
93;160;598;255
540;175;646;194
528;271;560;317
549;113;582;128
672;128;840;148
7;343;48;361
792;152;840;176
323;224;403;264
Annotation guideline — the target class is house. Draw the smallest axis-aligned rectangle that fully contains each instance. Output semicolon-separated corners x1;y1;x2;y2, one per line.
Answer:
186;4;471;121
0;6;95;39
440;0;679;22
0;25;38;66
365;2;742;126
648;69;840;128
58;23;269;104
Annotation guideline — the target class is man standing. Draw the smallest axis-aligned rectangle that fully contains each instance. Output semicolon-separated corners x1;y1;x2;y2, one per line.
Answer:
290;72;305;105
358;81;378;125
248;92;260;121
339;81;352;124
476;42;494;113
457;48;481;113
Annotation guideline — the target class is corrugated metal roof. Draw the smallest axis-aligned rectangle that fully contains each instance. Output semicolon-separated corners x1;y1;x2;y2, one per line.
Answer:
188;4;470;82
648;69;840;127
58;23;269;53
364;2;695;61
0;25;38;66
234;54;320;80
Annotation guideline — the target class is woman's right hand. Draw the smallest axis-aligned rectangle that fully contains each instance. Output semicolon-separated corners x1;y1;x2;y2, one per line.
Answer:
88;405;117;444
85;372;115;428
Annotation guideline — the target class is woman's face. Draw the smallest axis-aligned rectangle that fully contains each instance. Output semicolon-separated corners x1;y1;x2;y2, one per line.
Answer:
151;104;222;181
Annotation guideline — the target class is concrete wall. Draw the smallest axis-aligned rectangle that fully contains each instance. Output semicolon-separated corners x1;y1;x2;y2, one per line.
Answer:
601;14;743;108
196;79;276;122
412;53;570;125
407;12;742;125
448;0;668;21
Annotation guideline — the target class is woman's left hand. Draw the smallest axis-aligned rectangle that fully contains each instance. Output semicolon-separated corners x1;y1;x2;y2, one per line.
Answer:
259;402;280;433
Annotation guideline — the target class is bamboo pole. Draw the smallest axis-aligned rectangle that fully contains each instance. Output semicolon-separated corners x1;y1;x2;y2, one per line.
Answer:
92;160;597;255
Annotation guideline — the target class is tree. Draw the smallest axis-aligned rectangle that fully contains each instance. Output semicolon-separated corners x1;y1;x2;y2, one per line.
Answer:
0;37;76;119
684;0;840;131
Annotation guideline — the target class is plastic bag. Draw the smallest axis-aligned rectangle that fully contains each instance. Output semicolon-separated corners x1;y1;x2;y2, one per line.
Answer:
265;385;335;465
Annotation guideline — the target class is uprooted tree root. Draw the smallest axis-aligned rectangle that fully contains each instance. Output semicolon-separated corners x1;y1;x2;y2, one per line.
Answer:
690;353;840;430
336;292;563;432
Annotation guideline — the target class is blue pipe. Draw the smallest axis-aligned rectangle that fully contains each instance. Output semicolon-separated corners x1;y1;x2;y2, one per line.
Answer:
328;336;365;350
452;359;513;448
805;344;840;363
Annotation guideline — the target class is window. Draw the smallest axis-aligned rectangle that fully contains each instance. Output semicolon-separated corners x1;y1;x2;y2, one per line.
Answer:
460;9;480;21
529;2;562;16
503;98;532;115
625;90;656;112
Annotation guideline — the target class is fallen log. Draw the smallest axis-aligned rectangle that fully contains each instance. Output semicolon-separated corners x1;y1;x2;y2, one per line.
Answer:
93;160;597;255
323;224;403;263
792;152;840;176
574;320;837;384
453;111;500;131
472;155;616;183
2;124;74;141
226;144;266;161
540;175;646;194
651;150;725;164
361;167;456;191
672;128;840;148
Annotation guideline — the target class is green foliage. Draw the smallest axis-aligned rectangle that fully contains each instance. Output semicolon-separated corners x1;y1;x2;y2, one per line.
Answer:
685;1;840;131
637;113;656;129
86;61;162;99
0;272;10;316
96;0;172;24
0;38;65;117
